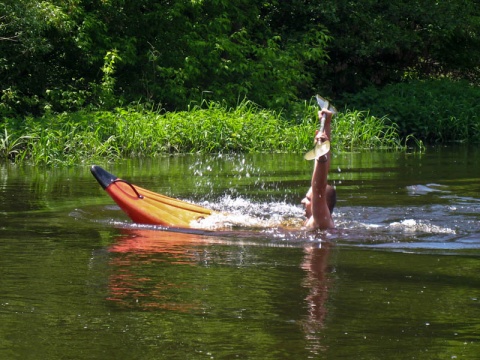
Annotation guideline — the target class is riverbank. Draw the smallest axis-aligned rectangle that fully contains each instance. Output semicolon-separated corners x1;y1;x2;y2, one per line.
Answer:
1;100;411;166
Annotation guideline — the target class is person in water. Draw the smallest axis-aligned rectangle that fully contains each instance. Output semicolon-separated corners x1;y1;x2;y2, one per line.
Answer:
301;108;336;230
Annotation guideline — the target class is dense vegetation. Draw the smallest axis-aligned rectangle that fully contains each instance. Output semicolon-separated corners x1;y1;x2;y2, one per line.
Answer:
1;0;479;164
343;79;480;143
1;101;407;165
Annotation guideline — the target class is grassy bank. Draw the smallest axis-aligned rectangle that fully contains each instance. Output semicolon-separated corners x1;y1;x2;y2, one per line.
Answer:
1;100;410;166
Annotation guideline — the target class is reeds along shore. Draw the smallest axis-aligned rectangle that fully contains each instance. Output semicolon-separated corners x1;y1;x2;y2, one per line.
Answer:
1;100;411;166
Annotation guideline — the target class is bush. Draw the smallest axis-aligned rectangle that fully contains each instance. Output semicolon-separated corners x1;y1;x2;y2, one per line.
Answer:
342;79;480;143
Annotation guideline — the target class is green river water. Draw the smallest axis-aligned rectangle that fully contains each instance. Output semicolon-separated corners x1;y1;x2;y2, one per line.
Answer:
0;147;479;359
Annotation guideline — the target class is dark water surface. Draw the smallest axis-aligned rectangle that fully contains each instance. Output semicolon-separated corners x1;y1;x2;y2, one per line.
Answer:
1;147;479;359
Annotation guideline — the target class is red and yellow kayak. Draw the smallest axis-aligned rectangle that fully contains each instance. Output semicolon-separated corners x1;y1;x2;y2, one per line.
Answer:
90;165;214;227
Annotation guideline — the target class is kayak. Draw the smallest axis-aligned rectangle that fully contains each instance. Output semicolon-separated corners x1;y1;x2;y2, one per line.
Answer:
90;165;215;227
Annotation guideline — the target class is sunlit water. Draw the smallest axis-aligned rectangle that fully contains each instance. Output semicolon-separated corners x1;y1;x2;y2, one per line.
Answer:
1;147;479;359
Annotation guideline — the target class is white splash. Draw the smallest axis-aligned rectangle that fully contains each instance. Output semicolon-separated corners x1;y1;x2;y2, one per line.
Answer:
192;195;304;230
389;219;455;234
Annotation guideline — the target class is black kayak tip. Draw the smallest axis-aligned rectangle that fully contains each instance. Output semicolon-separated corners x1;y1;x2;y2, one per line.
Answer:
90;165;117;190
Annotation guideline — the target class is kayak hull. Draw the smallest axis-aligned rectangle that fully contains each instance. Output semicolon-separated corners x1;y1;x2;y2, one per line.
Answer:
91;165;213;227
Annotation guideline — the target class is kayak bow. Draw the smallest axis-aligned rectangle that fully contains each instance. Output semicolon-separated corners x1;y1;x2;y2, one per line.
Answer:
90;165;214;227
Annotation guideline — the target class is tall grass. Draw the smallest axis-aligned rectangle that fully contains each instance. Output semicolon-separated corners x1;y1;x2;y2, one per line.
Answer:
333;110;408;151
0;127;31;161
1;100;410;166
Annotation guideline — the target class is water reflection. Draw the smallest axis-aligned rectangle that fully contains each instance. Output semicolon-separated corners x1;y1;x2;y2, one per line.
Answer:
105;225;336;355
301;242;332;355
107;228;226;311
105;226;294;308
1;148;479;359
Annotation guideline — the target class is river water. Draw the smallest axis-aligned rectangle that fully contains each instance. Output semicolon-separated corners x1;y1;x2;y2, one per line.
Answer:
1;147;479;359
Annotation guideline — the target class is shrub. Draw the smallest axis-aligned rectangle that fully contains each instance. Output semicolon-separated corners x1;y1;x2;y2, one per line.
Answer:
342;79;480;143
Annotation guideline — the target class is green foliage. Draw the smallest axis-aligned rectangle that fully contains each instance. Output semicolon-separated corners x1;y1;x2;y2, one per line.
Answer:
0;0;81;115
311;0;480;95
0;0;324;114
96;49;122;109
0;127;31;161
332;110;406;151
2;0;477;156
342;79;480;143
128;1;331;110
2;0;479;116
19;112;120;166
2;100;406;166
